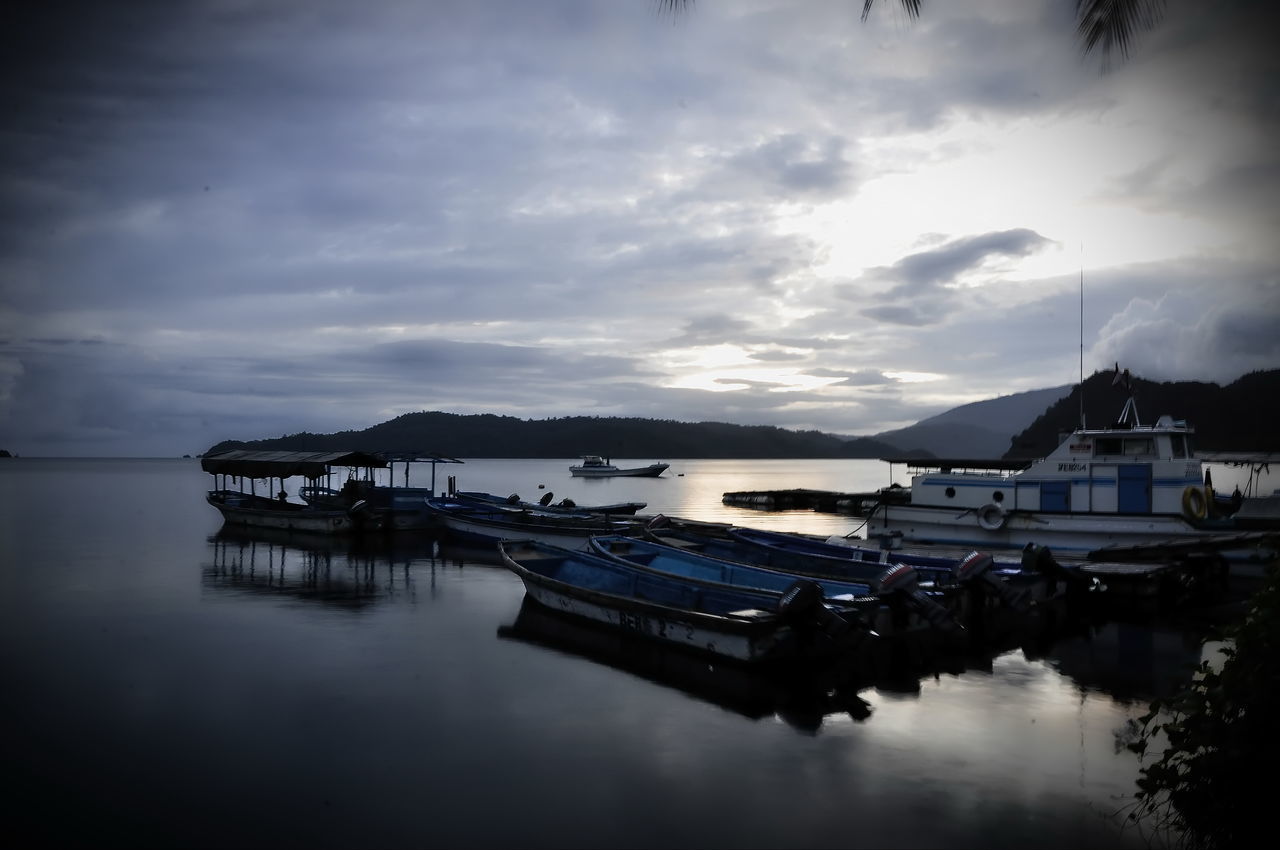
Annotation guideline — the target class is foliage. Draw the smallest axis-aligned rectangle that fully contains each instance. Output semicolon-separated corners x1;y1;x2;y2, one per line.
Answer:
1006;369;1280;458
1122;566;1280;848
205;413;914;459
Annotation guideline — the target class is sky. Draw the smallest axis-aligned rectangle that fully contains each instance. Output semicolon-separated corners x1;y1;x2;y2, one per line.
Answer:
2;0;1278;457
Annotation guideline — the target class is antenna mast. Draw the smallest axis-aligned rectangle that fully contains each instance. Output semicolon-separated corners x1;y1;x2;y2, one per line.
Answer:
1078;248;1085;430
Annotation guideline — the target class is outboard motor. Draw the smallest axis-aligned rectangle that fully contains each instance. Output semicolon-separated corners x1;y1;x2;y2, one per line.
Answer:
1021;543;1092;596
539;492;555;506
506;493;521;504
955;551;1031;613
347;499;379;531
878;563;961;632
777;579;857;640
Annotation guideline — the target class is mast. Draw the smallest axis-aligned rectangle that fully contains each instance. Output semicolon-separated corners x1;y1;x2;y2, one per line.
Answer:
1078;250;1085;430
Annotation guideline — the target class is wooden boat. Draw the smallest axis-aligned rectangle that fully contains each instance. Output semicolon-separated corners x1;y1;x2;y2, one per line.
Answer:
453;489;647;516
201;450;390;535
723;526;1082;608
587;534;963;636
424;497;643;549
867;370;1280;570
297;452;465;531
645;524;1072;614
497;539;873;664
569;455;670;478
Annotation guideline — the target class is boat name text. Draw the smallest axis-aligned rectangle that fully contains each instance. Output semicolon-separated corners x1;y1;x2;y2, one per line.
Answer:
1057;462;1088;472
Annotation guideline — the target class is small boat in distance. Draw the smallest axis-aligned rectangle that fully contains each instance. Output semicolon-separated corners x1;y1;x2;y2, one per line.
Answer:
570;455;670;478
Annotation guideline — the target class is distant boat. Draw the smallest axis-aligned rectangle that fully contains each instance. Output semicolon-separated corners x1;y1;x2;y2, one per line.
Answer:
570;455;669;478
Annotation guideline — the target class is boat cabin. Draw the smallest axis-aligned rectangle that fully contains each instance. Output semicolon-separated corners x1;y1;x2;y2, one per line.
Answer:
900;415;1208;519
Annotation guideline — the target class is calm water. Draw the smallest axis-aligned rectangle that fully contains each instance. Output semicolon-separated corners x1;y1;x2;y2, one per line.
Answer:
1;457;1249;848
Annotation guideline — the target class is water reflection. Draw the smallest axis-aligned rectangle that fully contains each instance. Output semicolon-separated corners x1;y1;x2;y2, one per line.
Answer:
498;596;875;734
203;526;443;608
496;588;1219;742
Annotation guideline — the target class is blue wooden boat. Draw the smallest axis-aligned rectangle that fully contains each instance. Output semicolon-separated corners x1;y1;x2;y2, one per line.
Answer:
424;497;643;549
722;526;1091;608
588;534;962;635
454;490;647;516
645;523;1061;614
497;539;874;664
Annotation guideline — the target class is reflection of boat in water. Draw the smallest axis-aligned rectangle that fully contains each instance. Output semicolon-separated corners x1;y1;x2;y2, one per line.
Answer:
203;526;437;608
498;598;874;733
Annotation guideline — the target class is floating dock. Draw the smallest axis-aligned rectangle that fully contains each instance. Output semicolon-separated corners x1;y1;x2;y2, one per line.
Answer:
721;487;907;515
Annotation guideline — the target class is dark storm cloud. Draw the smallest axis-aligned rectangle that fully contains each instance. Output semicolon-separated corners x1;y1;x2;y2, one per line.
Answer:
871;229;1053;300
848;228;1053;327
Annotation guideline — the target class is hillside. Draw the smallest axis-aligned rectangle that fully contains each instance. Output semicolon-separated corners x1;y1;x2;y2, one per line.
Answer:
1006;368;1280;458
872;384;1072;457
205;414;915;460
203;369;1280;460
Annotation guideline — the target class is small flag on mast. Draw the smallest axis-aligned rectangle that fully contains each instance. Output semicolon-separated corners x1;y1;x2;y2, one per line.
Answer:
1111;362;1133;393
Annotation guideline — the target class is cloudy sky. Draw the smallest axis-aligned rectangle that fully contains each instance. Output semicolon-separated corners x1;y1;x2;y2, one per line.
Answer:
3;0;1278;457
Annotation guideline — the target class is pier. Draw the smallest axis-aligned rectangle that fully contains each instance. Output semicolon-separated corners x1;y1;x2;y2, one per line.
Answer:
721;487;905;515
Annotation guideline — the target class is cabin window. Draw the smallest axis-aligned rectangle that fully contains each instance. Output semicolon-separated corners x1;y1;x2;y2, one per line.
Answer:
1095;438;1123;456
1170;435;1187;458
1123;437;1154;456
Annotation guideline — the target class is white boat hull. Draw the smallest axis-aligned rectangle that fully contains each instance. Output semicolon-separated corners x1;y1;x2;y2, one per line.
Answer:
208;496;365;535
520;582;772;662
570;463;669;478
867;503;1277;572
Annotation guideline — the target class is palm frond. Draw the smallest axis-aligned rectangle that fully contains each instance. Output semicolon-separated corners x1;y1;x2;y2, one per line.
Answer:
861;0;922;23
1075;0;1166;61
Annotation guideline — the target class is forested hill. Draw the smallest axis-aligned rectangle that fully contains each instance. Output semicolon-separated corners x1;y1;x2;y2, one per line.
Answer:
204;414;914;460
203;368;1280;460
1006;369;1280;458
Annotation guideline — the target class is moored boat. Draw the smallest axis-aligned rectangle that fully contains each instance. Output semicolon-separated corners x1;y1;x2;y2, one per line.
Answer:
569;455;670;478
453;489;647;516
201;450;389;535
866;377;1280;572
497;539;873;664
587;533;965;637
424;496;643;549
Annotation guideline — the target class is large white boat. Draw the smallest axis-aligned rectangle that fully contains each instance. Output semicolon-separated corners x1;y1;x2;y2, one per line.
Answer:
866;391;1280;570
569;455;669;478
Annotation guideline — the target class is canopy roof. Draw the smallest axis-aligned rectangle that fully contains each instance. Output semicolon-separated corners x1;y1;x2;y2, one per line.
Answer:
200;450;387;479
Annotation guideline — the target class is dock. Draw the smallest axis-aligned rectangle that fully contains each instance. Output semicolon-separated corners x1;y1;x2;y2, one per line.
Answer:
721;488;895;515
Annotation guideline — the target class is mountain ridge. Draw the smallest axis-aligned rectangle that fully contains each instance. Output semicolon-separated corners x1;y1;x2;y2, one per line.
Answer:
203;369;1280;459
